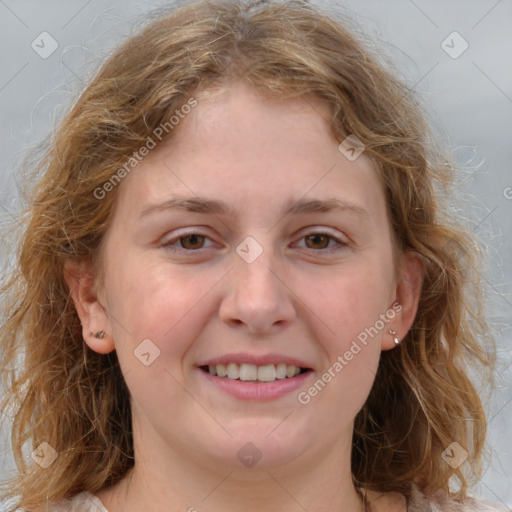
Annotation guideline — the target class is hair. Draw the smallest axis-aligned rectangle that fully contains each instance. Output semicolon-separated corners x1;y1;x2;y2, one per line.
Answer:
0;0;495;509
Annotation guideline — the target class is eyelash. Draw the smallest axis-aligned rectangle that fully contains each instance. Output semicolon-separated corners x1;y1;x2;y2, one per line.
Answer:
162;230;348;253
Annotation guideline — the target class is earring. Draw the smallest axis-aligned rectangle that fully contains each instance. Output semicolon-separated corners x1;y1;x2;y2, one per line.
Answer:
389;329;399;345
90;330;107;339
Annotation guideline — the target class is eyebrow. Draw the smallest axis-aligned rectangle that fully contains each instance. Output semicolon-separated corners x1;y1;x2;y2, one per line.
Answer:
140;197;235;218
139;196;369;219
284;197;369;218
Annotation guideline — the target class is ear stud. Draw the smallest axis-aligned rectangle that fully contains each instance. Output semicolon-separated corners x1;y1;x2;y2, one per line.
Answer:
389;329;399;345
90;330;107;339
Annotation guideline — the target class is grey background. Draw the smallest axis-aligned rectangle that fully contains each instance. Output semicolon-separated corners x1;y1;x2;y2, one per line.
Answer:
0;0;511;508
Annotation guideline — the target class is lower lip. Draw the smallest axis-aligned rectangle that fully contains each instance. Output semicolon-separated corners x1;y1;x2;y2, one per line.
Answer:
198;368;313;400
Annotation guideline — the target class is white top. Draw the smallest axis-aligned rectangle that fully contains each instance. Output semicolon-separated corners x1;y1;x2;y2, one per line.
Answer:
65;493;108;512
12;489;510;512
12;492;108;512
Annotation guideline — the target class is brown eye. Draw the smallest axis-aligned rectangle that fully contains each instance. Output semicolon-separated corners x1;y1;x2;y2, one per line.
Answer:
304;234;331;249
179;234;205;249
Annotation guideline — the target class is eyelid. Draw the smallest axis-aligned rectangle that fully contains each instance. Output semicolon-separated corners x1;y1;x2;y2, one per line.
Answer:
296;226;348;241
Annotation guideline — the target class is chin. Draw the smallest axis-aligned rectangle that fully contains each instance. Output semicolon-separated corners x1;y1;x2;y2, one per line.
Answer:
202;424;312;472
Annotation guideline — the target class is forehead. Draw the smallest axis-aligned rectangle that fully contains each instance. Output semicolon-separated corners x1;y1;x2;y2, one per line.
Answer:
112;83;387;225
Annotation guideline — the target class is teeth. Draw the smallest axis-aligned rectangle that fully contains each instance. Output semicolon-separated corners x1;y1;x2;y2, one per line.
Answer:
257;364;276;382
227;363;239;380
239;364;258;381
276;363;287;379
206;362;305;382
216;364;227;377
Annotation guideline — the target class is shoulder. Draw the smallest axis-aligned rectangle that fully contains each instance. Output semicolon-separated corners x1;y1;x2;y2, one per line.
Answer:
12;492;108;512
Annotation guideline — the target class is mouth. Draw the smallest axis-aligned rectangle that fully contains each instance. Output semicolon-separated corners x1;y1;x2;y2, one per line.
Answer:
199;362;312;383
196;353;314;400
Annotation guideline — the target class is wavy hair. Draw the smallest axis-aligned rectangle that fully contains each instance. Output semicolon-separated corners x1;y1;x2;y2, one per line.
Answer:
0;0;494;509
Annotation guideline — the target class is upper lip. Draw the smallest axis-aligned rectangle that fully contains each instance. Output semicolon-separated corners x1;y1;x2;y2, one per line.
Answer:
199;353;313;369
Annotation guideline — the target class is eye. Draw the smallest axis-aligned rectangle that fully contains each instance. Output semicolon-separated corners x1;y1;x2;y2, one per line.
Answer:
163;232;216;251
294;232;347;251
304;234;332;249
178;234;207;250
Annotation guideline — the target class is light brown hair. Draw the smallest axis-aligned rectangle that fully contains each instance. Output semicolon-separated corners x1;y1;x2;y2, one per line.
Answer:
0;0;494;509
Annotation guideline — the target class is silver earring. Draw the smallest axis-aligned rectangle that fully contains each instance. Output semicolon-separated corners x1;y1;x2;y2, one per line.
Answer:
90;330;107;339
389;330;399;344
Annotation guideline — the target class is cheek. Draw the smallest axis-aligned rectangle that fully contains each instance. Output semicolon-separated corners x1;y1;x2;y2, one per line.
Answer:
303;259;395;345
298;268;387;425
105;253;222;367
305;251;394;410
103;255;226;419
296;255;394;407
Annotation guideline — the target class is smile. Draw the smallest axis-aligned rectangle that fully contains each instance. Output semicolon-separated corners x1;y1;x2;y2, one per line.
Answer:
200;363;309;382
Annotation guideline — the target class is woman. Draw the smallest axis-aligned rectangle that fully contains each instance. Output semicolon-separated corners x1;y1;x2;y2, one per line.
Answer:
0;1;506;510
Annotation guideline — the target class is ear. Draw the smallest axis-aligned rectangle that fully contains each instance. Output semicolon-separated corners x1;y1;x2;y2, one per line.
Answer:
63;259;115;354
382;251;423;351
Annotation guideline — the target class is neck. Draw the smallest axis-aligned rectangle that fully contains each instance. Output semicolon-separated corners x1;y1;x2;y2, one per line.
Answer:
98;422;365;512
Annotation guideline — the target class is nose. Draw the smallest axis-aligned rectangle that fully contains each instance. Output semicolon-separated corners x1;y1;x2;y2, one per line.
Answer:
218;249;296;335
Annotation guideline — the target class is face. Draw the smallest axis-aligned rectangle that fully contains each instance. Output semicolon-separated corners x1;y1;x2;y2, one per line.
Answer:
69;82;420;474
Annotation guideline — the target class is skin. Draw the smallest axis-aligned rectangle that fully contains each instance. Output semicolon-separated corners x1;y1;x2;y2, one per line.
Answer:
65;82;422;512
